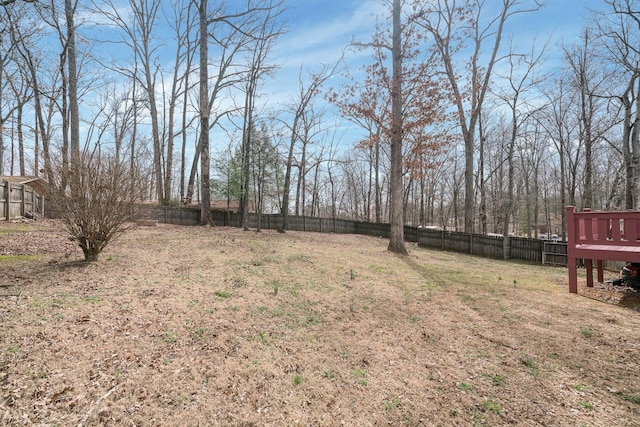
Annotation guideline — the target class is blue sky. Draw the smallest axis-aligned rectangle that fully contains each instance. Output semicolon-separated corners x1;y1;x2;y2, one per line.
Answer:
254;0;600;149
272;0;599;72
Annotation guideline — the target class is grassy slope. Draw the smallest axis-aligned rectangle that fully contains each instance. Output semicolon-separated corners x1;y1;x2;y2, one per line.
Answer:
0;223;639;426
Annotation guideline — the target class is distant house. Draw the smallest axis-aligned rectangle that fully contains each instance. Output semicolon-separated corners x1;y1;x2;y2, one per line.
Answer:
180;199;254;213
209;200;255;213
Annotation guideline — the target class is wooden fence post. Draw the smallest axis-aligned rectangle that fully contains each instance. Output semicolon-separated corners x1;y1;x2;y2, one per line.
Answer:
21;184;26;217
3;181;9;221
503;235;510;260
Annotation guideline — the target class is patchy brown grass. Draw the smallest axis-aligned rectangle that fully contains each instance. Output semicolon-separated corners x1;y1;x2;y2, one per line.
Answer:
1;220;639;426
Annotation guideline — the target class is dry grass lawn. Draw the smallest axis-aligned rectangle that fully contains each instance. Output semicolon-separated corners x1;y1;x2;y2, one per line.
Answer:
1;220;639;426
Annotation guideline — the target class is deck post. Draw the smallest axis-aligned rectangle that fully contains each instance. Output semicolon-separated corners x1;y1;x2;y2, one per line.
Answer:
566;206;578;293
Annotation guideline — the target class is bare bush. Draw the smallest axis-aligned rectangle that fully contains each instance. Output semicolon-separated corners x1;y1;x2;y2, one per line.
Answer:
47;151;143;261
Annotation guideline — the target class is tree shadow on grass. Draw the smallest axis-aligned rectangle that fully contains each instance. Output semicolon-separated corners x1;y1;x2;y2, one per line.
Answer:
579;282;640;311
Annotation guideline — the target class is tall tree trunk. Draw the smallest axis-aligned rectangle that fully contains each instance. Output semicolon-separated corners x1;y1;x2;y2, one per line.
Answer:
198;0;211;225
503;116;516;237
65;0;80;169
180;74;190;202
478;119;486;234
632;80;640;210
241;87;253;231
295;140;307;216
387;0;407;254
17;103;25;175
281;131;296;231
165;87;177;204
27;63;53;183
180;75;189;203
375;138;381;223
0;72;3;175
620;81;634;210
366;145;373;221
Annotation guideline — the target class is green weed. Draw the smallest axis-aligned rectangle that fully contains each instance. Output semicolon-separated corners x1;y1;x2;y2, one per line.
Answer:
579;401;595;411
80;295;101;304
482;399;502;414
482;373;507;386
270;279;280;296
521;356;539;375
257;331;270;344
383;397;402;410
580;328;595;338
164;329;177;344
459;293;475;303
304;316;321;327
351;368;368;385
192;328;208;340
214;290;231;299
323;371;336;380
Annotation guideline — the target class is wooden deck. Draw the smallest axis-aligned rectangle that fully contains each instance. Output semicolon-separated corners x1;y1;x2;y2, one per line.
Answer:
566;206;640;293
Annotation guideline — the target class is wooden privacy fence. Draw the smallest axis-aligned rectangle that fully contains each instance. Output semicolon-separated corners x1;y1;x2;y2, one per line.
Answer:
138;205;569;267
0;180;44;221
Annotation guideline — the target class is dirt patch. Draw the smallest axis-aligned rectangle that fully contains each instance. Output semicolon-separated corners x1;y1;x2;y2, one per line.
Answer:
1;220;639;426
579;281;640;310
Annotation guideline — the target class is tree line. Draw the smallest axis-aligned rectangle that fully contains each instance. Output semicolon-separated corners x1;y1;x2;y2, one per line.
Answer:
1;0;639;254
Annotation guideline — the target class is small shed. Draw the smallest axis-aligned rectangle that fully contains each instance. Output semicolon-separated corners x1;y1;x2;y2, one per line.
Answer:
0;176;48;197
0;176;47;220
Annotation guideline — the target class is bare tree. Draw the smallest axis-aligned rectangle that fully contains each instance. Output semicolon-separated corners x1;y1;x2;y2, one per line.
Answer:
30;0;84;184
330;71;386;222
414;0;542;232
186;0;262;221
280;63;336;232
492;39;548;236
598;0;640;209
564;29;618;209
330;42;389;223
164;0;198;204
96;0;164;202
240;0;284;230
0;0;36;5
6;4;55;183
0;5;31;175
294;103;325;217
538;72;580;239
249;122;280;230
